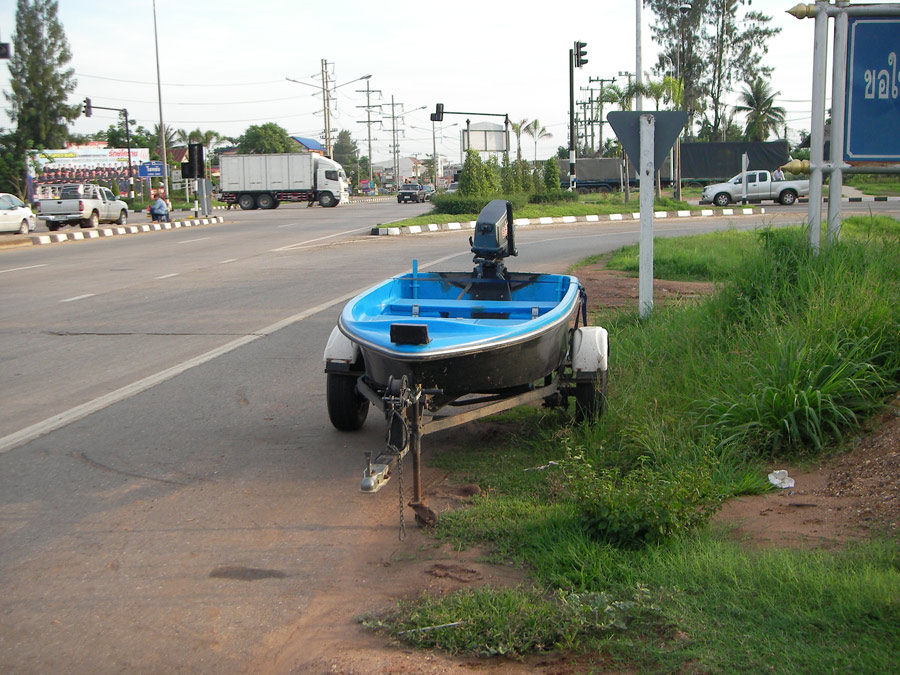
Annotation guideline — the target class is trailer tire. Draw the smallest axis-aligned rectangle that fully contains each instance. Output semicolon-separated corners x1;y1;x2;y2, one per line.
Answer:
779;189;797;206
327;373;369;431
713;192;731;207
574;370;608;423
598;185;611;194
319;192;337;208
238;194;257;210
257;193;276;209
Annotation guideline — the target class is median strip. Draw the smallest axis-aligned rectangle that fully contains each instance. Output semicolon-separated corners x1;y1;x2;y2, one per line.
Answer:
372;207;768;236
28;216;225;246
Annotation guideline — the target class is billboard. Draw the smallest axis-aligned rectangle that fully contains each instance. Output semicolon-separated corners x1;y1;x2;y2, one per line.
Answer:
462;122;509;153
29;147;151;173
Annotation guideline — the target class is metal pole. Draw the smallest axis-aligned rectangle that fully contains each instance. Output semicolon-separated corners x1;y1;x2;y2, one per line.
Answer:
827;7;849;244
152;0;170;199
321;59;332;158
569;49;576;190
366;81;374;186
807;0;830;252
124;109;134;200
432;119;437;186
638;114;655;319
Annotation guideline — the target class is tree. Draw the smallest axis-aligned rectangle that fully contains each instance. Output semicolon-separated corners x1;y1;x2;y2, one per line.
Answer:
733;78;786;141
509;118;530;163
0;130;29;195
238;123;296;154
5;0;79;150
647;0;780;139
332;130;359;171
459;149;488;196
524;120;552;167
542;158;560;193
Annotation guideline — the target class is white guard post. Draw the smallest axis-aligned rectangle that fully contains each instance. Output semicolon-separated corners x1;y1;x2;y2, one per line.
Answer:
639;114;655;319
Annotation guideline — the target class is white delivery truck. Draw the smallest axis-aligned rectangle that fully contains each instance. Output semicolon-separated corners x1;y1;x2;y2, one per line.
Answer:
218;153;349;209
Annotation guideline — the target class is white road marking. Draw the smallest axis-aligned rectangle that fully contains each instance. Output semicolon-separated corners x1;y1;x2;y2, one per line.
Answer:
220;258;238;264
59;294;96;303
276;222;300;228
0;249;474;456
156;273;179;279
0;264;47;275
270;226;372;252
176;237;211;244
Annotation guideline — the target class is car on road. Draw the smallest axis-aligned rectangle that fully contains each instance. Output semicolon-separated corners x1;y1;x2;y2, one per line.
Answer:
397;183;426;203
0;192;37;234
422;184;435;201
700;170;810;206
446;182;459;194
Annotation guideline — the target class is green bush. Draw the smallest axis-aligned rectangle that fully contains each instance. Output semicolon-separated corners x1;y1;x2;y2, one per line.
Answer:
559;450;722;549
430;193;529;216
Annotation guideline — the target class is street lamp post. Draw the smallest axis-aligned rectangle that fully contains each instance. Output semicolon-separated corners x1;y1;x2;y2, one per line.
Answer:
152;0;170;199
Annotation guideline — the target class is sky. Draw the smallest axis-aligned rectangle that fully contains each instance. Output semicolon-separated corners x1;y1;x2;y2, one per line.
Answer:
0;0;854;167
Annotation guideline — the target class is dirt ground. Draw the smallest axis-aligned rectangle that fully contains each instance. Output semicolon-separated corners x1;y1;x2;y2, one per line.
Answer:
262;267;899;674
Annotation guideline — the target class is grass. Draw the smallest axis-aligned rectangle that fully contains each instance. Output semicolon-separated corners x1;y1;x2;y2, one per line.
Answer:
365;213;900;670
844;175;900;197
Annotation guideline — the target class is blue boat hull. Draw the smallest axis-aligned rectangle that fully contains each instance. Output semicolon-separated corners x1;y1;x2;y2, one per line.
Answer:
338;271;581;396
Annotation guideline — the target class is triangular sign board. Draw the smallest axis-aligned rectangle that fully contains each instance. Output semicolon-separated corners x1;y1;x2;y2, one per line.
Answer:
607;111;688;168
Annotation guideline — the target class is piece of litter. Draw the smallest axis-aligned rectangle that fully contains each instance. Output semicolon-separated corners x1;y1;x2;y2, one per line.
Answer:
768;469;795;489
524;461;559;472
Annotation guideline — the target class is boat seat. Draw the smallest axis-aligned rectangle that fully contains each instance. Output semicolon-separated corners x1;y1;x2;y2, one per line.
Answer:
388;298;558;319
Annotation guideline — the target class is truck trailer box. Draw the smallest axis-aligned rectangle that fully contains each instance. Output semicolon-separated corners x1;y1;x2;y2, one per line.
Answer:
219;153;316;192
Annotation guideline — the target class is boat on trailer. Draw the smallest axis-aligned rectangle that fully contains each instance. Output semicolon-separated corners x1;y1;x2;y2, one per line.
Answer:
324;200;609;526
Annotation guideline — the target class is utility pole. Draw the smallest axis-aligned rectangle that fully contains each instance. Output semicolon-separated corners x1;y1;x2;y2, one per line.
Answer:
321;59;333;158
356;79;381;188
589;77;615;156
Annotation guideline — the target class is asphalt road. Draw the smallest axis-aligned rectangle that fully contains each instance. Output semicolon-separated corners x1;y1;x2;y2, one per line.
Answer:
1;198;898;671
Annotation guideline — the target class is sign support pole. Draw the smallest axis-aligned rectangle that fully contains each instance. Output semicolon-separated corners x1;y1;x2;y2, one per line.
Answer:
638;114;655;319
827;9;849;244
807;0;830;253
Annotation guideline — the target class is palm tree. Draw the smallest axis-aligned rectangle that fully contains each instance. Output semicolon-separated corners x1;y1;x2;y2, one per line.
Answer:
733;78;786;142
152;123;177;161
645;79;668;111
509;118;529;163
524;119;552;167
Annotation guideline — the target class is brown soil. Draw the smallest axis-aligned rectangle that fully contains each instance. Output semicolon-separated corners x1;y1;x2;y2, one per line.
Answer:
265;268;900;674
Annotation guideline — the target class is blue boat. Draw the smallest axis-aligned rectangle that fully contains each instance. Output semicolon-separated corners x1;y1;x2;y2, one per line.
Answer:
324;200;608;512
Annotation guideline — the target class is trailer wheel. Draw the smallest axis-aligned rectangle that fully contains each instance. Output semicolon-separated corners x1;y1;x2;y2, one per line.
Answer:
598;185;611;194
319;192;337;208
327;373;369;431
238;194;257;210
574;370;608;423
257;193;276;209
779;189;797;206
713;192;731;207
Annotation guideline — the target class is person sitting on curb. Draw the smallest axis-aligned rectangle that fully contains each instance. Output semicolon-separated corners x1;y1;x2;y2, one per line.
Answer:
150;194;170;222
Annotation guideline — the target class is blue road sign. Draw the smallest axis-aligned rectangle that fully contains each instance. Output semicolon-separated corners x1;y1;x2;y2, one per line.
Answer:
844;17;900;162
138;161;166;178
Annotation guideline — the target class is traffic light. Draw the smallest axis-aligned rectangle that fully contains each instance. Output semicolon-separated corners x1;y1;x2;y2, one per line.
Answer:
430;103;444;122
574;41;588;68
182;142;205;179
83;97;92;117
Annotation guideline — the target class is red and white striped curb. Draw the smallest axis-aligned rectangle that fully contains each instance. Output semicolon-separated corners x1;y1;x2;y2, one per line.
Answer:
29;216;225;245
373;207;766;236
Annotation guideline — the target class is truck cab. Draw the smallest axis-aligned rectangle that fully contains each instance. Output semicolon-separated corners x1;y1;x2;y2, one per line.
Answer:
316;157;349;206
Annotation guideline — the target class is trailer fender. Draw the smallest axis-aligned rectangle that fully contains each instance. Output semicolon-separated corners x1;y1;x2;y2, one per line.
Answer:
571;326;609;375
324;326;360;365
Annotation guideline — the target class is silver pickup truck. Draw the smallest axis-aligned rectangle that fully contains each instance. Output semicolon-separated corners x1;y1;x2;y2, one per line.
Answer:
37;183;129;230
701;170;810;207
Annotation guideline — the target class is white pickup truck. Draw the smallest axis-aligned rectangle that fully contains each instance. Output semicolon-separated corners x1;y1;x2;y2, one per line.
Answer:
701;170;810;207
36;183;129;230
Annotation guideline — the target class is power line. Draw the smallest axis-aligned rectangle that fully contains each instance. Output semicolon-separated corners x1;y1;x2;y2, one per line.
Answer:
76;73;286;87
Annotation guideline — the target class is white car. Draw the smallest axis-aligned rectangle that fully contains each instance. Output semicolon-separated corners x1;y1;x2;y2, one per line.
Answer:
0;193;37;234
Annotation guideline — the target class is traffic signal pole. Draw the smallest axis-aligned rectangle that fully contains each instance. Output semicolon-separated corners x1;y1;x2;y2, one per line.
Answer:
569;48;576;190
84;99;135;200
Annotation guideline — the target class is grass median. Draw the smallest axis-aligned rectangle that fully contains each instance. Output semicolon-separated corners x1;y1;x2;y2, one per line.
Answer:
363;215;900;671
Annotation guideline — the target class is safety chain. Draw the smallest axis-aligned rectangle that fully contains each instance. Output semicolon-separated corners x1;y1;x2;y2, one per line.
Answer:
397;453;405;540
